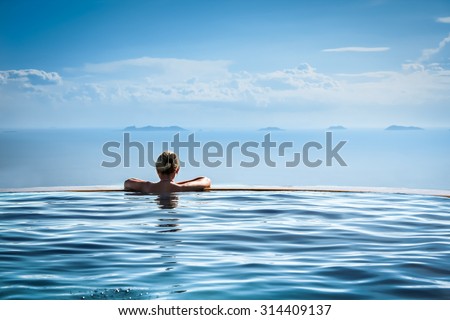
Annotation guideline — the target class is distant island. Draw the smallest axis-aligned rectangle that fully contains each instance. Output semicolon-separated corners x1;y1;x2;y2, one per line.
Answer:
124;125;187;131
385;125;423;131
327;125;346;130
258;127;284;131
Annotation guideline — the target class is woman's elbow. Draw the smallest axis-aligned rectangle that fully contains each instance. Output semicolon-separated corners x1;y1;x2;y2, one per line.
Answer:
202;177;211;188
124;179;133;190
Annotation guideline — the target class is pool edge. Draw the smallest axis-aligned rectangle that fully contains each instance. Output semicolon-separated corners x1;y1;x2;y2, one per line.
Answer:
0;185;449;198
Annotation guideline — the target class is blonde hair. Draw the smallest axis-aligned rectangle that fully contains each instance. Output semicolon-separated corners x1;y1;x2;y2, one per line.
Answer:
155;151;179;175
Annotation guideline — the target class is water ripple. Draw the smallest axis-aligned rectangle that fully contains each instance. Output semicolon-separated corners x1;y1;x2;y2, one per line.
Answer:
0;191;449;299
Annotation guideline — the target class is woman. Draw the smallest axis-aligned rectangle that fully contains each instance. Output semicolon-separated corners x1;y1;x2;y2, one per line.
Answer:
124;151;211;193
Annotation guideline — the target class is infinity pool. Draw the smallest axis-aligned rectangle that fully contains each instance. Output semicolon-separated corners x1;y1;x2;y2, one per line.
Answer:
0;190;449;299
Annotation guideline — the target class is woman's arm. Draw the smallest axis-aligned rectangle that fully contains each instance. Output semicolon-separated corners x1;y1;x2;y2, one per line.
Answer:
124;178;152;193
177;176;211;191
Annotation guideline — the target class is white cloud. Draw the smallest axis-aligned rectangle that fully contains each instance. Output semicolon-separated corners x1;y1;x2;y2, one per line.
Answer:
59;59;340;106
1;55;450;128
85;58;349;105
418;33;450;62
0;69;62;86
436;17;450;23
1;58;449;108
79;57;232;84
256;63;337;89
401;63;425;72
245;64;340;106
322;47;390;53
335;71;398;79
335;66;450;107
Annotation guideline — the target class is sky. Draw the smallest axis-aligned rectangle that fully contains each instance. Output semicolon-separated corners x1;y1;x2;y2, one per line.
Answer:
0;0;450;129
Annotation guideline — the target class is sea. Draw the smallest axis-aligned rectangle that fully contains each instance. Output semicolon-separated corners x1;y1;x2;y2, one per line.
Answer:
0;128;449;190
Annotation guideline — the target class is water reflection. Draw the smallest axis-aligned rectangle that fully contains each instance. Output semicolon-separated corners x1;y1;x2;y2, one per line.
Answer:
157;217;181;233
153;204;185;296
155;193;179;209
85;192;185;298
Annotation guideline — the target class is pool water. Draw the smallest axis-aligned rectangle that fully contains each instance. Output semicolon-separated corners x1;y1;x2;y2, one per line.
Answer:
0;191;449;299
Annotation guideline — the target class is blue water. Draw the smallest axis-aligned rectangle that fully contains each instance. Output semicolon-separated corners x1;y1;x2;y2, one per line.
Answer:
1;190;449;299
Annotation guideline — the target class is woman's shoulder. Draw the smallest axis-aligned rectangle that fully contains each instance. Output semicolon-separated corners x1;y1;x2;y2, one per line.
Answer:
124;178;154;193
